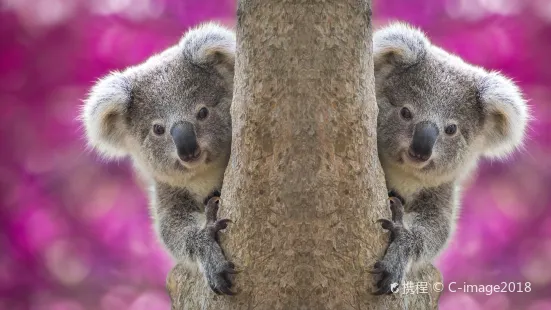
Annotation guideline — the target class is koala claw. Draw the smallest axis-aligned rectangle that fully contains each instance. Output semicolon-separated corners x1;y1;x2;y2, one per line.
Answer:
371;256;406;295
376;218;395;231
388;190;406;205
372;197;409;295
388;197;404;222
205;260;239;295
202;197;237;295
214;219;232;231
371;260;404;295
377;197;404;242
204;189;222;205
205;197;231;235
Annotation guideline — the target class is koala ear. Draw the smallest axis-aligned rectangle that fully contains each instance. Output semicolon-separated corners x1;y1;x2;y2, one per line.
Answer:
373;22;429;74
477;71;529;159
180;22;236;77
81;72;132;159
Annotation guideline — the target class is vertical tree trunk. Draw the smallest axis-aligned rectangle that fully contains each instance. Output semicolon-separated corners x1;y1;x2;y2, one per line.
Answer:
168;0;441;309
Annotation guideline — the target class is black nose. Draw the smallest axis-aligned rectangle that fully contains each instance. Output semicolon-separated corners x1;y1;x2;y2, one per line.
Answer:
171;121;199;162
409;121;439;162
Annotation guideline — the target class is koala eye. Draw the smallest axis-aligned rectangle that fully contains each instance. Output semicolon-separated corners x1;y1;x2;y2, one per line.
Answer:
400;107;412;120
445;124;457;135
197;107;209;120
152;124;165;136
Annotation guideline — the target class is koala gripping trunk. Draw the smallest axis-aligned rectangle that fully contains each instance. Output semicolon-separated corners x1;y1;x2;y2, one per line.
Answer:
167;0;442;309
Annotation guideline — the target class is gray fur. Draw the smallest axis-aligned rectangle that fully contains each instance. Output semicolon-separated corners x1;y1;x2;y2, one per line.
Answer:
81;23;237;295
372;22;529;294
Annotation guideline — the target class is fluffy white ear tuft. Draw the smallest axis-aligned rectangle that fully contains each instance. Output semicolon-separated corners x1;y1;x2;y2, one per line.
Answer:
81;71;132;159
180;22;236;74
373;22;430;72
477;71;530;159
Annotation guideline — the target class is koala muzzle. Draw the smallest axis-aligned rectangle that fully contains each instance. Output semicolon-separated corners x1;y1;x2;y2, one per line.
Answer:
171;121;200;162
408;121;439;162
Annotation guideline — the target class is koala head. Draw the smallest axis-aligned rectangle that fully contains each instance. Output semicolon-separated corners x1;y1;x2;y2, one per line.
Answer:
374;23;529;182
81;23;235;184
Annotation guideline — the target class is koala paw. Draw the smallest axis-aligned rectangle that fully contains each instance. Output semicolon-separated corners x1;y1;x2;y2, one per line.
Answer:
370;258;405;295
200;197;238;295
371;197;409;295
203;189;222;205
204;196;231;240
202;255;239;296
388;190;405;205
377;196;405;242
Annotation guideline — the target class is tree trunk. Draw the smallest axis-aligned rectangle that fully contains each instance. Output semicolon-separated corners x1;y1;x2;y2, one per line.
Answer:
168;0;442;309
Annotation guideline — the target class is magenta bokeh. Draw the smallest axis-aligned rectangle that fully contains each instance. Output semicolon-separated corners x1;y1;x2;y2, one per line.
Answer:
0;0;550;309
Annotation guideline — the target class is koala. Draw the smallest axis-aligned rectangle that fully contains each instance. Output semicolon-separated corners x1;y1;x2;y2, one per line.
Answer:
81;23;238;295
371;23;529;294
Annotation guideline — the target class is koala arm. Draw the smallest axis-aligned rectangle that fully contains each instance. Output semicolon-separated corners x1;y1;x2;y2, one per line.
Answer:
372;184;455;294
153;183;237;295
405;185;454;263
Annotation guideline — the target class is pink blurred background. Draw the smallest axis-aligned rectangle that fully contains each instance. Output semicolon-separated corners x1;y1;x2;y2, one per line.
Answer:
0;0;549;309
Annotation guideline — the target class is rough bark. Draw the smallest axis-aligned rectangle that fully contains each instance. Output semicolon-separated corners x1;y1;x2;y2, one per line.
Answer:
168;0;442;309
